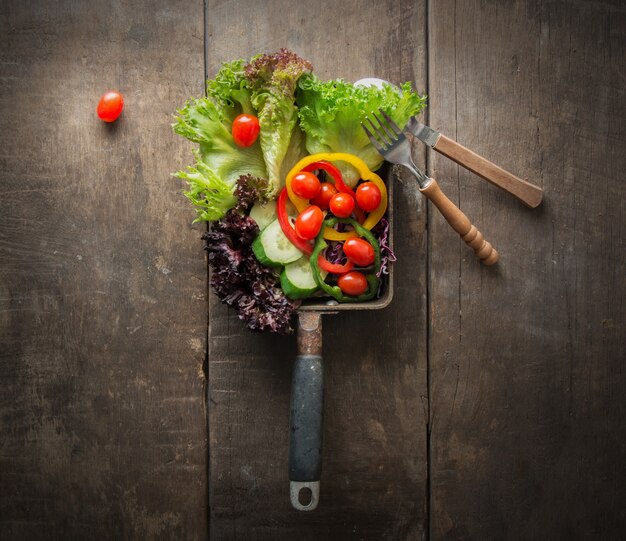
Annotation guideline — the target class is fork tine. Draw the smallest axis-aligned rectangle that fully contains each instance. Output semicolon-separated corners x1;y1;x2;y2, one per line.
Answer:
361;122;385;153
373;111;400;143
378;109;403;136
365;116;392;147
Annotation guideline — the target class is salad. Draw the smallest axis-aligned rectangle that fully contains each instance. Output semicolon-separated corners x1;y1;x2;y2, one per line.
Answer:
173;49;426;334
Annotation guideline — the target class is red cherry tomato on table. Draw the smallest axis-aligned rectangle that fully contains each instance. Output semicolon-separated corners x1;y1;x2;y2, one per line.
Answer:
97;91;124;122
292;172;321;199
355;182;382;212
337;271;369;296
343;238;375;266
311;182;337;210
295;205;324;240
232;114;260;147
329;192;355;218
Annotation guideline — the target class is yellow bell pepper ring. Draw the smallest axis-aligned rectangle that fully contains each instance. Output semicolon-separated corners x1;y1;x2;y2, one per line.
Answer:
285;153;388;241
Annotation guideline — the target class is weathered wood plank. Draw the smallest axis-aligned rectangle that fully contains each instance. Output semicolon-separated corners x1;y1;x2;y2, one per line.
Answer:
428;1;626;539
206;1;429;538
0;1;207;539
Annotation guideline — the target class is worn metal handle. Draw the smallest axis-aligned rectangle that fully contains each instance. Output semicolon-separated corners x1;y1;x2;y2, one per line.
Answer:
289;312;323;511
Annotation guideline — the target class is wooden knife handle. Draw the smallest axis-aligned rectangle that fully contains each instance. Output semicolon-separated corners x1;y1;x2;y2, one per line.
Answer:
420;179;499;265
434;134;543;208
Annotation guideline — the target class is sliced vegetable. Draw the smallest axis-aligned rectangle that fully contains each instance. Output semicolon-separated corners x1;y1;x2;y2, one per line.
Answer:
276;188;313;255
310;217;381;302
372;217;396;278
343;238;375;266
317;254;354;274
203;210;298;334
252;218;303;267
337;271;369;296
329;192;355;218
286;153;388;241
356;182;382;212
281;256;320;299
297;74;426;185
249;201;277;230
232;113;260;147
295;205;323;240
302;160;354;197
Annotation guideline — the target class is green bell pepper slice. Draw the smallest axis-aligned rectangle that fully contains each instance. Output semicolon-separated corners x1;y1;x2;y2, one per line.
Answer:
310;217;381;303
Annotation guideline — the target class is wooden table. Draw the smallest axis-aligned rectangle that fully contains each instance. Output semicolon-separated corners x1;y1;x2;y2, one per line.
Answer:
1;1;624;539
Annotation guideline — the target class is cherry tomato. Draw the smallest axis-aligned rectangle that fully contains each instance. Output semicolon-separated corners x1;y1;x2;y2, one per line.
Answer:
343;238;375;266
292;172;321;199
97;91;124;122
355;182;382;212
329;192;355;218
232;114;260;147
295;205;324;240
337;271;369;296
311;182;337;210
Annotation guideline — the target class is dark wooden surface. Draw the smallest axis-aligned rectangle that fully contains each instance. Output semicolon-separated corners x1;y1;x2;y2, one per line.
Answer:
206;1;428;539
0;1;208;539
428;1;626;539
1;1;625;540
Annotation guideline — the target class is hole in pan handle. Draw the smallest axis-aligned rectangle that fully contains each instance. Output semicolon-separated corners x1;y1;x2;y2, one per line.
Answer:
288;311;324;511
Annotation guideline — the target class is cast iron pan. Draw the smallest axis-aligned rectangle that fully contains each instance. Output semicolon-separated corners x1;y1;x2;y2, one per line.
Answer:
288;168;395;511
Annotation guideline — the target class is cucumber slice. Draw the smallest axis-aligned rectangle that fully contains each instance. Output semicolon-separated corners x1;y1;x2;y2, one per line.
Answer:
252;219;303;267
249;201;277;230
281;257;328;300
280;257;317;299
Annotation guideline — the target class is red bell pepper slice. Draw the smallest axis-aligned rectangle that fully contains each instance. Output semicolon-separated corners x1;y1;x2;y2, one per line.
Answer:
276;188;313;255
302;160;355;198
317;254;354;274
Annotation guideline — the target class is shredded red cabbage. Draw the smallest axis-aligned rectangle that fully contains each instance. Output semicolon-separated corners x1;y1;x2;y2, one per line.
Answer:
372;218;396;278
203;210;299;334
323;241;347;265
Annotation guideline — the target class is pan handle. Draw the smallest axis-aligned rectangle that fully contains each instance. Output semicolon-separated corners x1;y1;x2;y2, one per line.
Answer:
289;311;323;511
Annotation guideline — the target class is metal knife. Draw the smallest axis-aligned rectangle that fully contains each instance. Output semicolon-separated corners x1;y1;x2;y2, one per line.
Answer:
406;117;543;208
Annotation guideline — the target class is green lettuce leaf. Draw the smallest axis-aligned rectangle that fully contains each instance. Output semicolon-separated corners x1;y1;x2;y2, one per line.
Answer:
172;60;267;221
297;74;427;186
175;152;237;223
244;49;312;195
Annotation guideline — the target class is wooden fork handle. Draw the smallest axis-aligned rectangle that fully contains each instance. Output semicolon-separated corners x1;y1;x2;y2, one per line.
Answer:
434;134;543;208
420;178;499;265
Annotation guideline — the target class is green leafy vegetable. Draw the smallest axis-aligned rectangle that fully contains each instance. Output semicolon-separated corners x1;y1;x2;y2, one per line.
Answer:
297;74;427;186
244;49;312;196
172;60;268;222
204;210;299;334
174;151;237;222
233;174;271;213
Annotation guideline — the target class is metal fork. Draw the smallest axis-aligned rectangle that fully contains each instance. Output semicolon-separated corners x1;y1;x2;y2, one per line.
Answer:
363;110;498;265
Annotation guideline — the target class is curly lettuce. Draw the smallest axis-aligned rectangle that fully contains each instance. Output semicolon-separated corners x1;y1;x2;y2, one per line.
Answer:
296;74;427;186
245;49;311;196
203;210;299;334
172;61;268;222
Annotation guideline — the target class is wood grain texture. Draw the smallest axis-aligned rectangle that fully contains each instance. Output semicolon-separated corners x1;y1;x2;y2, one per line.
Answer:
434;134;543;208
0;1;207;539
420;179;498;265
205;0;428;538
428;1;626;539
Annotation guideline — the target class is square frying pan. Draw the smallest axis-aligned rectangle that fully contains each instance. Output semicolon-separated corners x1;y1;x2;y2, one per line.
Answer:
288;166;395;511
